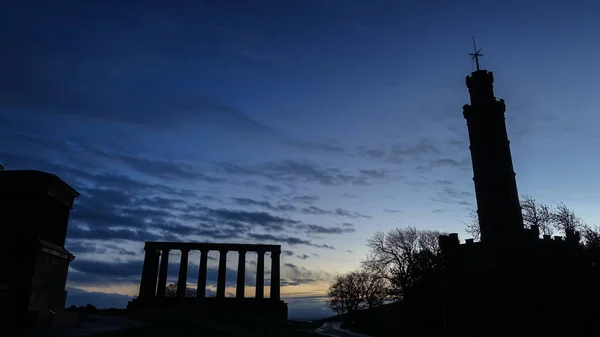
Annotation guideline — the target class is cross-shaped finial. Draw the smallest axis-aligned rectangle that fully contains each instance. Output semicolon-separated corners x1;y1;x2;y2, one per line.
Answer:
469;37;484;71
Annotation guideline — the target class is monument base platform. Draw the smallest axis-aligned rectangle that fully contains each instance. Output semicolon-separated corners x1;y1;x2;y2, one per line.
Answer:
127;297;288;323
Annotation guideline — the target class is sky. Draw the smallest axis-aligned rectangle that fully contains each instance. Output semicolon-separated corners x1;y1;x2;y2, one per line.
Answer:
2;0;600;320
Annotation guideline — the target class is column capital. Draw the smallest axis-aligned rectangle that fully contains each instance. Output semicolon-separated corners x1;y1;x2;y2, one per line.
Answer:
238;249;247;254
180;248;190;253
256;249;265;256
219;248;229;254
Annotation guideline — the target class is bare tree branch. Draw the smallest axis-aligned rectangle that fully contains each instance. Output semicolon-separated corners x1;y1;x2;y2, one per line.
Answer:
463;210;481;241
362;227;446;300
521;195;553;236
551;202;584;236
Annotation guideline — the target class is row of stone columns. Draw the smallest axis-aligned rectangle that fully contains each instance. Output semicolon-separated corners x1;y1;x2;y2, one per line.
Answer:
139;247;281;300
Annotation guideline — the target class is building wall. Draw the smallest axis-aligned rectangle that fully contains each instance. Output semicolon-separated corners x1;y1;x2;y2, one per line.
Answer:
441;236;600;337
0;170;79;330
30;250;71;313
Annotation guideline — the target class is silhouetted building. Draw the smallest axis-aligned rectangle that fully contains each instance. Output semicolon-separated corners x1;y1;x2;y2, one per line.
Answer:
128;242;288;324
0;170;79;330
438;62;600;337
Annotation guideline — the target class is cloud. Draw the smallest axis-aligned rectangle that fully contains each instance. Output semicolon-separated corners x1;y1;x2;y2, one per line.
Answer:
231;197;296;212
282;250;294;256
280;278;316;286
300;206;370;219
203;207;300;232
432;209;444;213
281;139;346;154
247;233;335;250
107;152;226;183
296;223;355;235
66;240;139;256
220;160;387;186
432;186;474;206
291;195;320;204
358;169;387;179
356;138;472;173
355;146;386;160
342;223;355;230
5;148;346;249
282;263;333;283
296;254;311;260
301;206;332;215
334;208;371;219
264;185;283;194
384;208;403;213
3;138;350;253
415;157;471;173
439;186;472;199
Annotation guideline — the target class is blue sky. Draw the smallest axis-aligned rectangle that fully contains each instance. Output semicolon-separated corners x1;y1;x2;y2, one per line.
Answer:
2;0;600;319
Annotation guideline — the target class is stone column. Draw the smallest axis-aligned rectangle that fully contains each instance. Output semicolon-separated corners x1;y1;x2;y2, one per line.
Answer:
176;249;189;299
217;249;228;299
236;250;246;299
255;250;265;299
156;249;170;298
270;248;281;300
139;247;160;299
197;249;208;298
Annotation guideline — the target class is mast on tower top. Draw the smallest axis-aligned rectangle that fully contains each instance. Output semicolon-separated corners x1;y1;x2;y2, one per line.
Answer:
469;37;484;71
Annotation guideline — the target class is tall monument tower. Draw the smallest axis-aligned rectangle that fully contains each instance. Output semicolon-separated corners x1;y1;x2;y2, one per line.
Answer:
463;39;523;243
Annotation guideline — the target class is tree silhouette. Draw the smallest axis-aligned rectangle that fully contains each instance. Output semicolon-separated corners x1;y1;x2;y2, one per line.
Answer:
551;202;584;236
361;227;445;301
165;283;197;298
327;269;388;320
463;210;480;240
521;195;553;235
464;196;584;240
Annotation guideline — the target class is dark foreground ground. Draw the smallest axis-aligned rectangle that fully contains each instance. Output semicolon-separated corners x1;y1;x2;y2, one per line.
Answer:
83;309;323;337
9;309;368;337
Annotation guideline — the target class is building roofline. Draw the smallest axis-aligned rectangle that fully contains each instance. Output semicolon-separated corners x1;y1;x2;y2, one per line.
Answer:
1;170;80;198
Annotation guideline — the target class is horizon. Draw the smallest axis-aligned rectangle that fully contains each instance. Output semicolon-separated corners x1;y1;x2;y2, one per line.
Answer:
2;0;600;319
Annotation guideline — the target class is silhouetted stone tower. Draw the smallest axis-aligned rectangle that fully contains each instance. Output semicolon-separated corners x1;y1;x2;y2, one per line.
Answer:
463;40;523;243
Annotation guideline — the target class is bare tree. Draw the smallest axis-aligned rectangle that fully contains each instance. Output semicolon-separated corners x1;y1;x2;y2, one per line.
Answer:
326;269;388;318
551;202;584;236
463;210;481;240
464;196;556;239
361;227;446;301
357;270;389;309
327;272;363;318
581;225;600;250
521;195;553;236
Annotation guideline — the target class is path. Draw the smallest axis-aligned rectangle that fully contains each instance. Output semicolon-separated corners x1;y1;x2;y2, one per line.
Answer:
315;322;372;337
